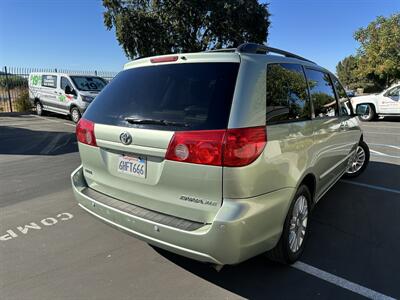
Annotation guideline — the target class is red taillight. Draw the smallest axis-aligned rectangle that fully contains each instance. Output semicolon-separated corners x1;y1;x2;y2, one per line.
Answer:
150;56;179;63
165;130;225;166
165;126;266;167
223;127;266;167
76;118;97;147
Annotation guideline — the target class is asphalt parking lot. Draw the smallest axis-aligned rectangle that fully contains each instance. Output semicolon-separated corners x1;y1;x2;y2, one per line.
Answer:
0;113;399;300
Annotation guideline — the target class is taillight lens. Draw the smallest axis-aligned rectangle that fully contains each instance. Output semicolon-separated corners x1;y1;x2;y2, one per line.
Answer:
76;118;97;147
223;127;266;167
165;130;225;166
165;126;266;167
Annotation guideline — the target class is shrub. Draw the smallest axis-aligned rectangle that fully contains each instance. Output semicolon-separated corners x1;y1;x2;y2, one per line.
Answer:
0;76;28;89
15;90;31;112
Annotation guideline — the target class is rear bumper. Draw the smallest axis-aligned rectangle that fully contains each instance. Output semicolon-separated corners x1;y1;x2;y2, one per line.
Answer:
71;165;295;265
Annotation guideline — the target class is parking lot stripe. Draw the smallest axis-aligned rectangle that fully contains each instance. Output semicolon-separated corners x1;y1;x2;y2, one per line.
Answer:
369;144;400;150
341;180;400;195
39;134;64;155
33;115;62;123
293;261;396;300
363;131;400;136
32;115;75;127
369;149;400;159
361;125;399;129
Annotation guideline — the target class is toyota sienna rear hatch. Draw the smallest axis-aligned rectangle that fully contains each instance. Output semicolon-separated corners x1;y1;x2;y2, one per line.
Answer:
78;54;240;223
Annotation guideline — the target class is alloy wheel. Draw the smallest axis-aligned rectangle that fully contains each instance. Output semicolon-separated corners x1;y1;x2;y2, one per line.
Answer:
347;146;366;174
288;195;308;253
36;103;42;115
71;109;80;123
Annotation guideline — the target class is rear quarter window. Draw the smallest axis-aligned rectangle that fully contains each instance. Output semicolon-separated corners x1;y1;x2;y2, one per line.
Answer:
84;63;240;131
266;63;310;124
42;75;57;88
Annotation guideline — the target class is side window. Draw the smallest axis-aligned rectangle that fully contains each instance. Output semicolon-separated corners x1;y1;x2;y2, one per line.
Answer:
266;63;310;124
305;68;338;118
61;77;72;91
332;76;353;116
42;75;57;88
385;86;400;98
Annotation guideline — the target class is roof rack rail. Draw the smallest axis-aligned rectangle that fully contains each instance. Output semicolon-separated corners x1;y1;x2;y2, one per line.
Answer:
205;43;315;64
205;48;236;53
237;43;316;64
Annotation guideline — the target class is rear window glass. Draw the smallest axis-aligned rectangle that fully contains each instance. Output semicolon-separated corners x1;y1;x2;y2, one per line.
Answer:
84;63;239;131
70;76;107;91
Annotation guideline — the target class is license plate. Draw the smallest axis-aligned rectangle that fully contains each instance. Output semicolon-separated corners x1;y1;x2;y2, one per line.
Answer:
117;155;146;178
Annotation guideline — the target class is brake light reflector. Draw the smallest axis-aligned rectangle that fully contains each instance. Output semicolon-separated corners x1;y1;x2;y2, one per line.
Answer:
150;56;179;63
76;118;97;147
165;126;266;167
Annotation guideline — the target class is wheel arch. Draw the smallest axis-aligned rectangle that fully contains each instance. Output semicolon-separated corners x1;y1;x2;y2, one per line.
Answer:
356;102;377;114
69;103;79;114
297;172;317;206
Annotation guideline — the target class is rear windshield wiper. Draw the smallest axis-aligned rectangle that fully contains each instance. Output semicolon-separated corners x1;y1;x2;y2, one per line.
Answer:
124;117;188;127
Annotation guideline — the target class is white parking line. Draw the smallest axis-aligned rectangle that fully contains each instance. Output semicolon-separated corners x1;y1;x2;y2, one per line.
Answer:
361;125;399;129
370;149;400;159
364;131;400;136
341;180;400;195
293;261;396;300
33;115;62;123
40;134;64;155
370;144;400;150
0;121;39;126
33;115;75;127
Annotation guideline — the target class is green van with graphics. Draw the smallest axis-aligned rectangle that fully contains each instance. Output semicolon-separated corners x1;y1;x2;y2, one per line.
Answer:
29;72;108;123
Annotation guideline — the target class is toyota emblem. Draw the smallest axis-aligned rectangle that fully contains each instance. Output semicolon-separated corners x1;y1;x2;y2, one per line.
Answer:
119;132;132;145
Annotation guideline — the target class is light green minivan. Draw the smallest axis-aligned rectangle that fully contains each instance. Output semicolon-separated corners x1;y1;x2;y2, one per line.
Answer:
71;43;369;266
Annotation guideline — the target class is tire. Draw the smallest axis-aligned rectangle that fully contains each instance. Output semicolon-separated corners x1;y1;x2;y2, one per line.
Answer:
343;140;370;178
35;101;43;116
266;185;311;264
358;104;376;122
70;107;81;123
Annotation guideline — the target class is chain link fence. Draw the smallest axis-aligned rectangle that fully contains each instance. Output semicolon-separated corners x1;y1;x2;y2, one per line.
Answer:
0;66;117;112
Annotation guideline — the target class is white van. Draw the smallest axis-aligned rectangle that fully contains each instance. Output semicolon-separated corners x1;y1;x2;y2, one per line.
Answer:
28;72;108;123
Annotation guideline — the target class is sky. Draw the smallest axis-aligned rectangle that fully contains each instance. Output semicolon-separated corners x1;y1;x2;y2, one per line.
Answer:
0;0;399;73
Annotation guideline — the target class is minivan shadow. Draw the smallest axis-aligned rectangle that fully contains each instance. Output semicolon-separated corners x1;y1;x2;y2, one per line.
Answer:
0;125;77;155
151;246;303;299
375;116;400;122
151;161;399;299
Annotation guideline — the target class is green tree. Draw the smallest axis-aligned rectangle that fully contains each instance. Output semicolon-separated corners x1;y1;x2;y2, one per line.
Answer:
336;55;360;89
354;13;400;88
103;0;270;58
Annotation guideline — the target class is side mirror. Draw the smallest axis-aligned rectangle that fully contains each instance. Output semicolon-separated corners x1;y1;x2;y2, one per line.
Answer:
346;91;355;98
65;85;74;95
356;104;368;116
